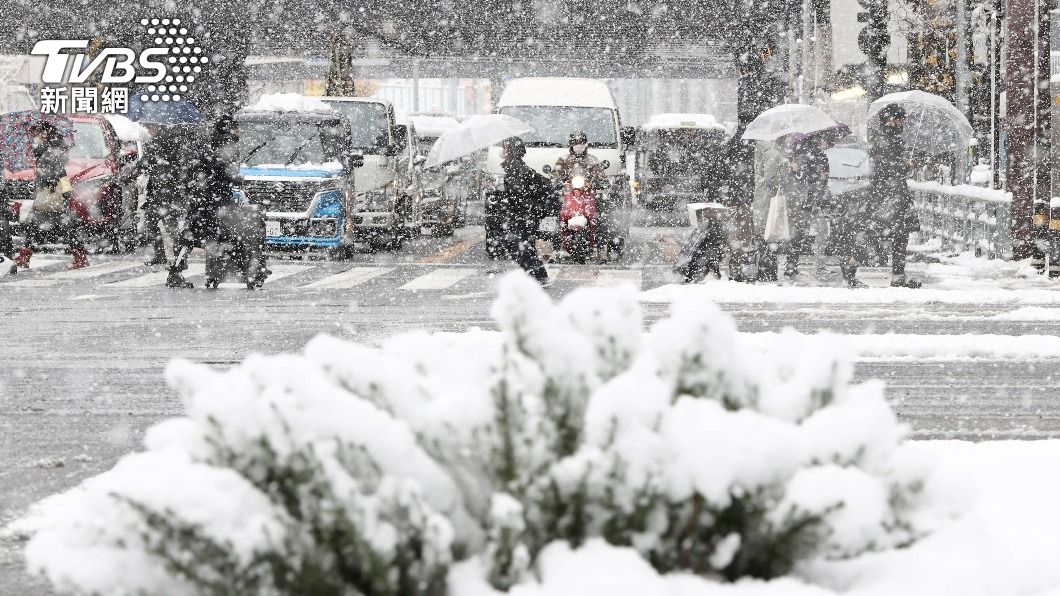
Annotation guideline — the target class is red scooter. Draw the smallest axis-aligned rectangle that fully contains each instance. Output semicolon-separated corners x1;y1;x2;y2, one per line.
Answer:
545;161;609;264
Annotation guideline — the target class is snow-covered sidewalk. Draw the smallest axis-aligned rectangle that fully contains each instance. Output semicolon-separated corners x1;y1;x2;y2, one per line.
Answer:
644;252;1060;306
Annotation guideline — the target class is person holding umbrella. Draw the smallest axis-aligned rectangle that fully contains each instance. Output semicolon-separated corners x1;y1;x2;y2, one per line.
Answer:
870;103;922;289
498;136;553;286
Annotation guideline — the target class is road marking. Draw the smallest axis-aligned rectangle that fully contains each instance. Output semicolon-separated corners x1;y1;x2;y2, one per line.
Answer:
109;264;206;288
303;266;393;289
400;268;476;290
261;264;313;284
596;269;642;288
7;260;143;286
416;231;486;264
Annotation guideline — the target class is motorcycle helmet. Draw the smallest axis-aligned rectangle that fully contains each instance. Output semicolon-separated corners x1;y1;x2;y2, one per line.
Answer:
501;136;526;159
569;130;588;155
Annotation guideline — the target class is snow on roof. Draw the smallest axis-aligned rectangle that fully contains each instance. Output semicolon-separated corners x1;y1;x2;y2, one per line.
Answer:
320;96;392;108
641;113;726;131
497;77;617;109
246;93;333;113
103;114;148;143
408;115;460;138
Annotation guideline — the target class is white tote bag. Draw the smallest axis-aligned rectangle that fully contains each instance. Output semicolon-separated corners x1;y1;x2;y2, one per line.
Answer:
763;192;791;242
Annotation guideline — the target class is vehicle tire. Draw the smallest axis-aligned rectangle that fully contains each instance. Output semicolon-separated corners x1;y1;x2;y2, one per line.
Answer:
371;227;403;251
326;244;356;260
205;278;220;289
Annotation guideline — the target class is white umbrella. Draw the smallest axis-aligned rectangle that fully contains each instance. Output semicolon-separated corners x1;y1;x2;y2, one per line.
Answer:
741;104;838;141
424;114;532;168
868;90;973;155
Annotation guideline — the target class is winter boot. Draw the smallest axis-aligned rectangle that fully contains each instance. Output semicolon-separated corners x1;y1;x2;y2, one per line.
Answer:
68;248;89;270
1;255;15;275
890;274;922;289
783;255;799;278
14;246;32;269
166;270;194;289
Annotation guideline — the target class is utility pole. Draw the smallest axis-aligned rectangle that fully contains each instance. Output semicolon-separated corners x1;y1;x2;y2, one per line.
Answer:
956;0;970;115
857;0;890;99
325;32;356;97
800;0;812;103
1035;2;1052;208
1005;0;1036;259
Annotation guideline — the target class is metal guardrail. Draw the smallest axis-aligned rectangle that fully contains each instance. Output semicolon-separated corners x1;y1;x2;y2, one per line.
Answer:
909;180;1013;260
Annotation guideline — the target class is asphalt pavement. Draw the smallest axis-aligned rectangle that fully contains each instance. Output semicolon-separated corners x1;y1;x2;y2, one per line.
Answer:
2;222;1059;595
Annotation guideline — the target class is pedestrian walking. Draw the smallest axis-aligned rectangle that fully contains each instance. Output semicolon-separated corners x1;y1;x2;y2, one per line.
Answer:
120;123;198;266
167;116;244;288
870;104;922;288
14;121;89;270
0;180;17;274
500;136;553;286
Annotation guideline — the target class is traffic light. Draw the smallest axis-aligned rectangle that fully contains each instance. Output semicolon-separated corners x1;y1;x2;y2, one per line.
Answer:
857;0;890;65
858;0;890;98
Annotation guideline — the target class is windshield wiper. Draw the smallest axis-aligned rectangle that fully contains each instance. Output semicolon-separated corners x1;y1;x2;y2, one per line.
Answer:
284;135;317;166
240;140;271;165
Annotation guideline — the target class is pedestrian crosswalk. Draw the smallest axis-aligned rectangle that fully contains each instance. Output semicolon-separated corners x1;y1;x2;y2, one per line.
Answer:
0;258;653;294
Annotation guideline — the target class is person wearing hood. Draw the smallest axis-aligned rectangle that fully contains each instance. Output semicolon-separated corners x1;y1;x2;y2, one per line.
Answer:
166;115;244;288
552;130;612;261
499;136;553;286
870;103;922;288
14;121;88;270
119;122;200;266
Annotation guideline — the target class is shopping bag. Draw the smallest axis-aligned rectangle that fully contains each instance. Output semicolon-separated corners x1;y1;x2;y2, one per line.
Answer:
763;192;790;242
34;187;66;212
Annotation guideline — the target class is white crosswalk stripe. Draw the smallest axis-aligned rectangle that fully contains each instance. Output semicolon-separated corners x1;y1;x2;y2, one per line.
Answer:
259;264;313;284
400;268;476;290
7;260;142;287
303;266;393;289
109;264;206;288
594;269;642;288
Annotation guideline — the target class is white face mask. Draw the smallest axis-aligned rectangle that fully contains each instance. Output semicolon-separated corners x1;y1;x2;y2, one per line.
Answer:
572;143;587;154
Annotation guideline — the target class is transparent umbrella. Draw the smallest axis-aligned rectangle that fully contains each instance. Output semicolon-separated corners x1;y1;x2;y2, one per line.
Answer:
424;114;532;168
868;90;973;155
741;104;838;142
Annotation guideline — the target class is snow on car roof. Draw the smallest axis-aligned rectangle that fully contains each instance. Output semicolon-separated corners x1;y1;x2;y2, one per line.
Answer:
641;113;726;131
320;96;392;109
246;93;333;113
497;78;617;109
408;115;460;138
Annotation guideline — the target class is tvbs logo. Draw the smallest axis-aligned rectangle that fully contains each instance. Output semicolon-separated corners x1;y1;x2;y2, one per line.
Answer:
31;40;168;85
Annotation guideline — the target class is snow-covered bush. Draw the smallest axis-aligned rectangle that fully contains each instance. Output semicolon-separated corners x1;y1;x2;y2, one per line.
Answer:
10;274;923;595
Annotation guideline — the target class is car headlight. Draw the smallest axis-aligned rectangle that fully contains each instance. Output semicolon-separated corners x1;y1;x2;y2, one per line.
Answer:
571;175;587;190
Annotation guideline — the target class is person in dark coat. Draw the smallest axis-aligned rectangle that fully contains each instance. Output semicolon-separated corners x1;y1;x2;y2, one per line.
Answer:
500;136;553;286
870;104;922;288
0;180;17;274
14;121;89;270
120;123;200;266
166;115;243;288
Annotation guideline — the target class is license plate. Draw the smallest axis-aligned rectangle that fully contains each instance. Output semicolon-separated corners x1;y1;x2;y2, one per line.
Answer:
266;220;281;237
539;216;558;232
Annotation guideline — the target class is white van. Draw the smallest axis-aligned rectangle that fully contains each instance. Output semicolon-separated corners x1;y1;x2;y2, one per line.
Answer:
487;77;633;177
486;77;635;255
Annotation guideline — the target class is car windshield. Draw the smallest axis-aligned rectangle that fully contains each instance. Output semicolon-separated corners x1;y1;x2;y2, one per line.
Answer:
69;121;109;160
236;120;345;167
498;106;617;148
323;101;390;154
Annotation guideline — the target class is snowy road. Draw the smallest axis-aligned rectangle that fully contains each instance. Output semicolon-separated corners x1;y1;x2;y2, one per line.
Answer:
2;224;1060;593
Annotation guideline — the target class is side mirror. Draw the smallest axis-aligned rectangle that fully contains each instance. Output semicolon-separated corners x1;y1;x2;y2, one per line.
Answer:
620;126;637;148
392;125;409;153
541;164;552;174
600;160;611;170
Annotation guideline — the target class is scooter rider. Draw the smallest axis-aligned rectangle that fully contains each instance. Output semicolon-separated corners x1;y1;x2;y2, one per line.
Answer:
500;136;553;286
551;131;610;260
166;115;244;289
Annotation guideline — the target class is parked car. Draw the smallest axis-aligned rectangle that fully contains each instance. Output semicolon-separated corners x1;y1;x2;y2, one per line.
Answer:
409;113;472;236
